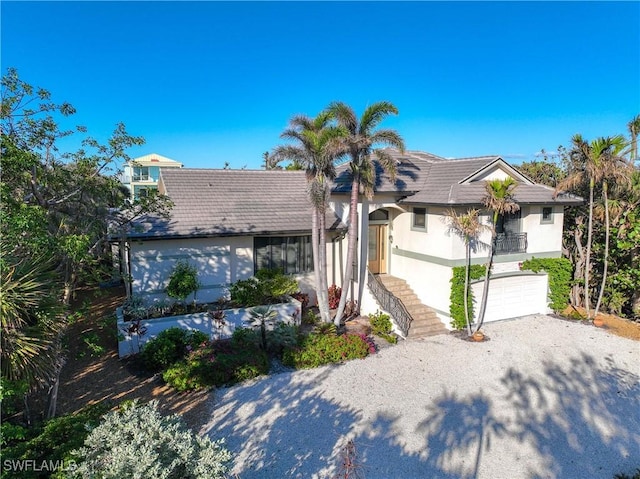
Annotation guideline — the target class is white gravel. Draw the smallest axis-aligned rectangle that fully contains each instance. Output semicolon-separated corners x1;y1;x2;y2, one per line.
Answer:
200;315;640;479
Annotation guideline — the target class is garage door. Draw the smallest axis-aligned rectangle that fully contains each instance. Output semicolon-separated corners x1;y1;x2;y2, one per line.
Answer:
470;272;549;323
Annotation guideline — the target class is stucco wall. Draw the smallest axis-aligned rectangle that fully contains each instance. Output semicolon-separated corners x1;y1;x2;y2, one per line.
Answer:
130;236;254;304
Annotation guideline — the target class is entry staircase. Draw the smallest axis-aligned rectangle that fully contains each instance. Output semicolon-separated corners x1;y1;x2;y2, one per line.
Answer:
373;274;448;339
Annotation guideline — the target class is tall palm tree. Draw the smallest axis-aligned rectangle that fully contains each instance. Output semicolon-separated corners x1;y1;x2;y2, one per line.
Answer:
557;134;631;319
326;101;405;325
476;177;519;330
628;114;640;163
444;208;487;335
590;135;630;318
273;112;346;322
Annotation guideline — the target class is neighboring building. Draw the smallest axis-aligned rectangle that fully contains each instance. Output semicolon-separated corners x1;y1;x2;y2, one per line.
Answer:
121;153;183;200
121;149;581;338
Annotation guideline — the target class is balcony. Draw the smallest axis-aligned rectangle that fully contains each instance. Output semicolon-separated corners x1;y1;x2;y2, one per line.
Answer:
495;232;527;255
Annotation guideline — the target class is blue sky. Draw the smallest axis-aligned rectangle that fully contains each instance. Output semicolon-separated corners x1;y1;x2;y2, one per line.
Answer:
2;1;639;170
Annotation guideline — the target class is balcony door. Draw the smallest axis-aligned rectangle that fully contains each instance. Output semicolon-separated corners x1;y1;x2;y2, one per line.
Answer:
368;224;387;274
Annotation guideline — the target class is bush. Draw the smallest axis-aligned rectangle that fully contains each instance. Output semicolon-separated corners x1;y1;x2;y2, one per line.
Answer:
229;269;298;307
449;264;486;331
140;328;208;372
368;310;398;344
1;403;109;479
70;400;231;479
166;260;201;303
282;333;370;369
328;284;342;309
162;339;269;391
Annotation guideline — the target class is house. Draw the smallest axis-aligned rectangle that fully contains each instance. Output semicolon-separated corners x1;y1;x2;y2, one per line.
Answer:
125;168;345;305
122;149;581;338
121;153;183;200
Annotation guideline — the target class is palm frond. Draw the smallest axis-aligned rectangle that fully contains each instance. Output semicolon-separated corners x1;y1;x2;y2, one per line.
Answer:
370;129;406;152
359;101;399;135
326;101;357;134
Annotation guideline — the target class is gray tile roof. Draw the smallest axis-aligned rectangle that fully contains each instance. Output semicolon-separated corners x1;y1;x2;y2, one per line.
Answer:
129;169;346;239
334;148;582;206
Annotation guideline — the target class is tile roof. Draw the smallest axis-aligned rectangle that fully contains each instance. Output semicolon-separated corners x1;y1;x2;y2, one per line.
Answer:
334;148;582;206
129;169;346;239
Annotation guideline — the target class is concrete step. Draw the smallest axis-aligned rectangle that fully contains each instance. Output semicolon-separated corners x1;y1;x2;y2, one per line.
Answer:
373;274;447;339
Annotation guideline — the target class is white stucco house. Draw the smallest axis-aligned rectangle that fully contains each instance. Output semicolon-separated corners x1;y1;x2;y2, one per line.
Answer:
119;149;581;338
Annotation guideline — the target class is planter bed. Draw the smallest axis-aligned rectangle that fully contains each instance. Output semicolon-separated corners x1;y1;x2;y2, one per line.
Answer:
117;297;302;358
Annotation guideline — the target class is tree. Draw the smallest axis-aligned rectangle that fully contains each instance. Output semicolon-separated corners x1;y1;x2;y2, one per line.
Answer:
444;208;487;335
273;112;346;322
628;114;640;163
261;151;281;170
557;134;631;319
326;101;405;325
0;250;64;390
475;178;520;330
589;136;631;318
1;68;171;304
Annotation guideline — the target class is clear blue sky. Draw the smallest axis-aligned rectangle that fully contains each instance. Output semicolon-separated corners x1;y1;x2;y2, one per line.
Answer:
2;1;639;170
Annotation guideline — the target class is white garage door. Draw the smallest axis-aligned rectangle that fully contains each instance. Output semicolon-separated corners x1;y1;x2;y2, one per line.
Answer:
471;273;549;323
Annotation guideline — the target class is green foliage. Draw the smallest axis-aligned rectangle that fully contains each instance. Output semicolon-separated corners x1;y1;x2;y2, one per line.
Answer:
162;340;269;391
302;310;320;325
521;257;573;312
368;310;398;344
282;333;370;369
314;322;337;335
70;400;231;479
77;332;105;358
229;268;298;307
166;260;200;303
140;328;208;372
1;403;109;479
0;250;66;388
450;265;486;330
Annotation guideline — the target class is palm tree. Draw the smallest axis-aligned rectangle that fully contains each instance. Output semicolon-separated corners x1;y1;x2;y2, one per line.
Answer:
1;250;65;389
273;112;346;322
476;177;519;330
628;114;640;163
590;136;630;318
444;208;487;335
557;134;631;319
326;101;405;325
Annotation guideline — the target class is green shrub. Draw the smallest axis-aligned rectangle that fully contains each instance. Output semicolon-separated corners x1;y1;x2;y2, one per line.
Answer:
282;333;370;369
369;310;398;345
166;260;200;303
229;268;298;307
1;403;109;479
450;264;486;331
70;400;231;479
521;257;572;312
162;340;269;391
140;328;208;372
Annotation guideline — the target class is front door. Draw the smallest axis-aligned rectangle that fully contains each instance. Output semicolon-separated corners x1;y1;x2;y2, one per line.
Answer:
368;224;387;274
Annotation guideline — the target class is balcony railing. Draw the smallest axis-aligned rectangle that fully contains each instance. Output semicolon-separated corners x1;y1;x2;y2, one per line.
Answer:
367;270;412;337
494;232;527;255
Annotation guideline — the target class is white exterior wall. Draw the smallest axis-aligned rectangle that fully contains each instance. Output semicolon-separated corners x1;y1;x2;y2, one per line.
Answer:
130;236;254;304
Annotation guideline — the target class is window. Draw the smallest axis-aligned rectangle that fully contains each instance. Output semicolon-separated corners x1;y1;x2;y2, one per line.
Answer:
254;236;313;275
412;207;427;231
541;206;553;224
133;166;149;182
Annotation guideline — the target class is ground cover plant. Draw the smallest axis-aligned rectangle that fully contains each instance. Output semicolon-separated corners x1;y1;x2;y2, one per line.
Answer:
368;310;398;344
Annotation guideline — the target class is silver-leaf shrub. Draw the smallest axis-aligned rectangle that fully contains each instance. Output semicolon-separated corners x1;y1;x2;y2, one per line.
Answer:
70;400;231;479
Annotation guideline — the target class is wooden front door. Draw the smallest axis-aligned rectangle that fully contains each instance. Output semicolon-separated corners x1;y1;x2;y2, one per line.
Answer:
368;224;387;274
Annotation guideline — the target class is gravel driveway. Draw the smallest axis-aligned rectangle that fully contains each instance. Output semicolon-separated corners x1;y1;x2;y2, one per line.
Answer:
200;315;640;479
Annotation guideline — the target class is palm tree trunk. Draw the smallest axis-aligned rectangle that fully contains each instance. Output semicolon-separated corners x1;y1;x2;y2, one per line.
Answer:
319;204;331;323
334;175;359;325
594;181;610;317
464;241;472;336
311;209;330;322
585;180;594;319
476;212;498;333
